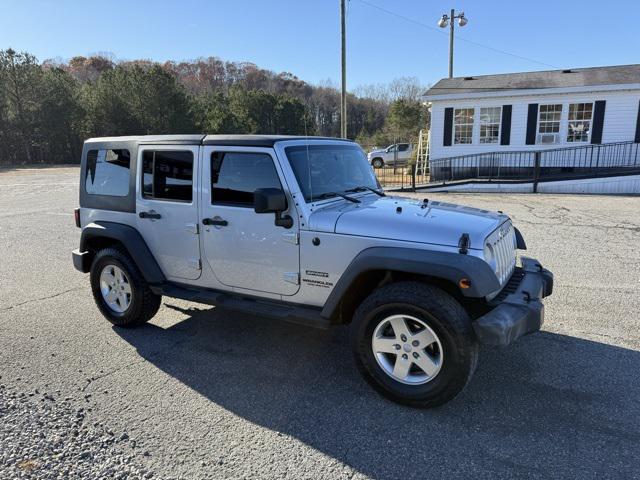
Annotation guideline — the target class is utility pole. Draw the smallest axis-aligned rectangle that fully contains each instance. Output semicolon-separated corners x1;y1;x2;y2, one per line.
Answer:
340;0;347;138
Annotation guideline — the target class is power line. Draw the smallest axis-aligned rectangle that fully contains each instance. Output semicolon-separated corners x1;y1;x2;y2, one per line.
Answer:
357;0;559;70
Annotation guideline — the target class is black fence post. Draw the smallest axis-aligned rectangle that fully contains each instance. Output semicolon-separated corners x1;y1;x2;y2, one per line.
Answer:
533;151;541;193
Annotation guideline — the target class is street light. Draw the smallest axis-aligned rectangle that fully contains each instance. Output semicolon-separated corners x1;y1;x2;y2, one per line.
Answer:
438;9;468;78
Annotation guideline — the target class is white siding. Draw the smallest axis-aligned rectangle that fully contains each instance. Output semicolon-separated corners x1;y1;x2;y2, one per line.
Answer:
421;174;640;194
429;88;640;160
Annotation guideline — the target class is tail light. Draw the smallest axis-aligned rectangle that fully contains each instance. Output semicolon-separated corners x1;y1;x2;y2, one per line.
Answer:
74;208;81;228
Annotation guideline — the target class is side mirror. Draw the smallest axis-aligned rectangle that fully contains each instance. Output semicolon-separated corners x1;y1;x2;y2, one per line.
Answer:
254;188;286;213
254;188;293;229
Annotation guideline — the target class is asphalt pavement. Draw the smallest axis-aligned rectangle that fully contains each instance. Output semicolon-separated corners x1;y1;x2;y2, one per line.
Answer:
1;166;639;479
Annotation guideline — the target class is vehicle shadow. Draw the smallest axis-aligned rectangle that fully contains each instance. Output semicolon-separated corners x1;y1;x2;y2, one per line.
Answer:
114;303;640;479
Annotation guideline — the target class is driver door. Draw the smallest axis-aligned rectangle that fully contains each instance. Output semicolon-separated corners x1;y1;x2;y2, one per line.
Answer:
200;146;300;297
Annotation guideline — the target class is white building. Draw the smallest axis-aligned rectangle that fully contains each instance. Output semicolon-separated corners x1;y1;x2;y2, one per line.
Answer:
425;64;640;161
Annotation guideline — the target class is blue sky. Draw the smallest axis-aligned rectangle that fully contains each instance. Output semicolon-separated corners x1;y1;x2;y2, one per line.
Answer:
1;0;638;89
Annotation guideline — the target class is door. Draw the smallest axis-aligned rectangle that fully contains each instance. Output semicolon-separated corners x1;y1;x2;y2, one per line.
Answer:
397;143;410;165
136;146;201;281
200;147;300;296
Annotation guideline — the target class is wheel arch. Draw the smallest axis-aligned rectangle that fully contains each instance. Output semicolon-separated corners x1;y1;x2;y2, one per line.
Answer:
80;222;165;285
321;247;500;324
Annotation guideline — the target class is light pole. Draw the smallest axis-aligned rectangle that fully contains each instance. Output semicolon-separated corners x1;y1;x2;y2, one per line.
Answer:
340;0;347;139
438;9;468;78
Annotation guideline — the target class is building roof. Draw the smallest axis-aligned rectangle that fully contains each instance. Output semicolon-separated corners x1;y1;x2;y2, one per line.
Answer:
85;134;353;147
425;64;640;97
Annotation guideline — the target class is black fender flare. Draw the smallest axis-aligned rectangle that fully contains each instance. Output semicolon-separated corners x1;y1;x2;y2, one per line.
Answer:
514;227;527;250
79;221;165;284
320;247;500;319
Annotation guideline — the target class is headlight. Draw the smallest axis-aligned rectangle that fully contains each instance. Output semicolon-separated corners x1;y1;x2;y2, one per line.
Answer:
484;242;497;272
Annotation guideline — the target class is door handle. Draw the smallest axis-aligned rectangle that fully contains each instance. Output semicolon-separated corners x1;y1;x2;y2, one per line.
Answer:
139;211;161;219
202;218;228;226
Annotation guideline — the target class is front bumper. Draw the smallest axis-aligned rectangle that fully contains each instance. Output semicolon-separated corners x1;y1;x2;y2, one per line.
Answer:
72;249;91;273
473;257;553;346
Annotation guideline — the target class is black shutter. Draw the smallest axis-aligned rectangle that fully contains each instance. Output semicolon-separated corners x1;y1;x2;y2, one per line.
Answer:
500;105;512;145
525;103;538;145
634;100;640;143
591;100;606;144
443;107;453;146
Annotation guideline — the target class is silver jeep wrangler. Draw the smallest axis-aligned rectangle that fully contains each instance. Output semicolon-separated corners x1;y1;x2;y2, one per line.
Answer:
72;135;553;408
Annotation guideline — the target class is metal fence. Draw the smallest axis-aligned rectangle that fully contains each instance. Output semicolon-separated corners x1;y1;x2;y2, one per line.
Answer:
429;141;640;191
373;164;417;190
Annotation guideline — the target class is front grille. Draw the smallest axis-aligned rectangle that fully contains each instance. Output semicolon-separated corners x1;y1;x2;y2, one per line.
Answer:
488;221;517;286
492;267;524;303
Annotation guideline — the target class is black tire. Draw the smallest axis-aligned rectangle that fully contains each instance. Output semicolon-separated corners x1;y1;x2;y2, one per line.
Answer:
351;281;478;408
89;247;161;327
371;158;384;169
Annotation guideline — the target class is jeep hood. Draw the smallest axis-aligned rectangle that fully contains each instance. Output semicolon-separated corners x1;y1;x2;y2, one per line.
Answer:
308;195;508;249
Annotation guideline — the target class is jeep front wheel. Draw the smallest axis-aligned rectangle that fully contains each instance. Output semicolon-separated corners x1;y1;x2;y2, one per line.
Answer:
351;281;478;408
371;158;384;169
89;247;161;327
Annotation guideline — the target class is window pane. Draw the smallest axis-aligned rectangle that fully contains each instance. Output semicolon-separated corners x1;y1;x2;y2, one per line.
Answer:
211;152;282;206
142;150;193;202
454;108;474;144
85;149;131;196
286;144;378;202
538;104;562;136
479;107;501;144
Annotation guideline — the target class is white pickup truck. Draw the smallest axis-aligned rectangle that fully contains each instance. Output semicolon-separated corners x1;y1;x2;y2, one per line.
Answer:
368;143;413;168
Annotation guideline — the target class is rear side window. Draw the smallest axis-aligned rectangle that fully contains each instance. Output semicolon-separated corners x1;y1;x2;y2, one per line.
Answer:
142;150;194;202
211;152;281;207
85;149;131;196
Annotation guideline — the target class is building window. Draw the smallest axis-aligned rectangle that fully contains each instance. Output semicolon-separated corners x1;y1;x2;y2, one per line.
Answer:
538;104;563;133
142;150;194;202
567;103;593;142
479;107;501;144
85;149;131;197
536;104;563;144
453;108;474;144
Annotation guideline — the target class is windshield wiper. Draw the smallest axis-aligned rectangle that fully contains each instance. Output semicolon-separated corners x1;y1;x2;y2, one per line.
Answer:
313;192;361;203
345;186;386;197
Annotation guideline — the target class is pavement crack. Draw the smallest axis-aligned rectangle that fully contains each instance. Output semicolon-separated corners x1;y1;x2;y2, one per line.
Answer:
0;287;84;312
81;359;147;392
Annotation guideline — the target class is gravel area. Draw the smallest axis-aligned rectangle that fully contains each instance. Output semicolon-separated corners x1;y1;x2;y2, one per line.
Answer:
0;384;157;479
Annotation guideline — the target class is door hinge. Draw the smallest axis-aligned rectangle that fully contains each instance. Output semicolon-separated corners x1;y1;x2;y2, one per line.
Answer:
186;223;199;235
283;272;300;285
187;258;202;270
281;232;299;245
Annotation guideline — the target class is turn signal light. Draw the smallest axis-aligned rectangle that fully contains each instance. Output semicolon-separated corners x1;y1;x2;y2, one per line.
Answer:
459;278;471;289
74;208;81;228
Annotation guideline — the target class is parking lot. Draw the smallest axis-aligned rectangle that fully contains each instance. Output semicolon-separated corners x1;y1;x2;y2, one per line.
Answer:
1;166;639;479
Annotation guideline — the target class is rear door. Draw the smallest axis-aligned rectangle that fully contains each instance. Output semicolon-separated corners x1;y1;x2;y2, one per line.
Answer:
200;146;300;296
136;146;201;281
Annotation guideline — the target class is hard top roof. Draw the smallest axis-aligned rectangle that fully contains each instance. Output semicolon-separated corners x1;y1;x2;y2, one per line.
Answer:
85;134;354;147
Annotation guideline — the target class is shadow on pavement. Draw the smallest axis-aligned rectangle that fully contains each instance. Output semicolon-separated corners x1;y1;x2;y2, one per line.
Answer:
115;303;640;479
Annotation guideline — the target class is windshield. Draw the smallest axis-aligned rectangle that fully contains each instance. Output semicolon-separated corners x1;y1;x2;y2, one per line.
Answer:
285;144;379;202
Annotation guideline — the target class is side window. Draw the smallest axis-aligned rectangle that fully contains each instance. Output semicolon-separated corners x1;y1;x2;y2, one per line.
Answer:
142;150;193;202
85;149;131;196
211;152;282;207
398;144;409;152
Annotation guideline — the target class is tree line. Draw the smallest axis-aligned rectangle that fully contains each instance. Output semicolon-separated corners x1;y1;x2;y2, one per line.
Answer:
0;49;429;165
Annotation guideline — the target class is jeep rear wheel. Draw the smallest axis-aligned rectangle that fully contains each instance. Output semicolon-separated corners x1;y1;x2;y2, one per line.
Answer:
371;158;384;168
89;248;161;327
351;281;478;408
